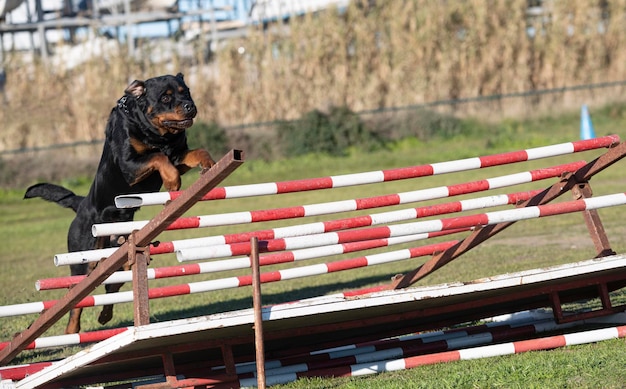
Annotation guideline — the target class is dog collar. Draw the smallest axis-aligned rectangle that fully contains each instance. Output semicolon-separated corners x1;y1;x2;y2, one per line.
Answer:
117;96;130;114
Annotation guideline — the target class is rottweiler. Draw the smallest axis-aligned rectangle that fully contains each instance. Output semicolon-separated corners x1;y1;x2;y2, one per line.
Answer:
24;73;215;334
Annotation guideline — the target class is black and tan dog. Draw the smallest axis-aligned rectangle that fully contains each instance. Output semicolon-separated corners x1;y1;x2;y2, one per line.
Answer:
25;73;215;334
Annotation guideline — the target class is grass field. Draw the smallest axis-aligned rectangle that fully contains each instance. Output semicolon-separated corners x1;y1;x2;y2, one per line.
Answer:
2;107;626;387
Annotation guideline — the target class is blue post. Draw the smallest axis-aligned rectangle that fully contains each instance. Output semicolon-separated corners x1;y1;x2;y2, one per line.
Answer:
580;105;596;140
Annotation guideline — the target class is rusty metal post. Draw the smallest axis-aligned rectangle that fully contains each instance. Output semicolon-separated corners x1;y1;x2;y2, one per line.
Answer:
251;237;266;389
570;182;615;257
0;149;244;365
220;343;237;377
162;352;178;388
129;231;151;327
550;291;565;322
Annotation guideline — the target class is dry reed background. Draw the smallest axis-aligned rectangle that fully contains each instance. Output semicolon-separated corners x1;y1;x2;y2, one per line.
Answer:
1;0;626;152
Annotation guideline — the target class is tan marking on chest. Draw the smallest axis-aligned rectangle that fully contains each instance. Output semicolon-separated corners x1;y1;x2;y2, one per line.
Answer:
130;137;155;155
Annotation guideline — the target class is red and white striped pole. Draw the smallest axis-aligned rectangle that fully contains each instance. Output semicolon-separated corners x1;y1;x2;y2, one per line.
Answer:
0;327;129;352
176;192;626;262
113;136;618;208
38;229;465;291
95;161;584;237
229;325;626;388
1;241;458;318
59;160;583;266
57;187;626;266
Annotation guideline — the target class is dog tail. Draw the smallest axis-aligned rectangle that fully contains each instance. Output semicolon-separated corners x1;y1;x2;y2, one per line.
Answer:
24;183;84;213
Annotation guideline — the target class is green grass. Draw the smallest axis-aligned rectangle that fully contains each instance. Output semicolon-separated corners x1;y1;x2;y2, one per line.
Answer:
2;108;626;386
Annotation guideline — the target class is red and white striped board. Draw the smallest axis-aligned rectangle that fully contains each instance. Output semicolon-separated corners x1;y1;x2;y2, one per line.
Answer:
0;327;129;353
59;182;548;267
59;182;549;266
215;310;624;377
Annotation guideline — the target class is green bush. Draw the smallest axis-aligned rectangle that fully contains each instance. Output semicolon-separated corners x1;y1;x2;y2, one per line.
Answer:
186;121;230;157
372;108;472;142
277;106;384;157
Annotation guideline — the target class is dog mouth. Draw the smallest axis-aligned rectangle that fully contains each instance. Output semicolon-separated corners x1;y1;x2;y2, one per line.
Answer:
162;119;194;133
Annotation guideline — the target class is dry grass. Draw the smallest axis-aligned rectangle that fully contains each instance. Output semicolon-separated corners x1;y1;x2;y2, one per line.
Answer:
2;1;626;152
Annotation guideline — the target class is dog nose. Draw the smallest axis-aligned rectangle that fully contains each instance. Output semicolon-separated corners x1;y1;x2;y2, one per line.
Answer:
183;102;196;114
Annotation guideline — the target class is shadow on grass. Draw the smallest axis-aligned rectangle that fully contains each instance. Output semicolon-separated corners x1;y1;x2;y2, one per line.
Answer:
10;273;397;365
114;274;392;326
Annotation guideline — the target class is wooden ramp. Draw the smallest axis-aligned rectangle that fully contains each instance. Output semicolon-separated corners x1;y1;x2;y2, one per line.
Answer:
12;253;626;389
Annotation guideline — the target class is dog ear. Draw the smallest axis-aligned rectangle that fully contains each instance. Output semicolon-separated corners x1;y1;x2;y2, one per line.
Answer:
176;73;185;81
125;80;146;98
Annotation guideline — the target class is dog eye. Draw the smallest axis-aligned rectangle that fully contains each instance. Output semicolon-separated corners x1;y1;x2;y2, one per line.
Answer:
160;95;172;104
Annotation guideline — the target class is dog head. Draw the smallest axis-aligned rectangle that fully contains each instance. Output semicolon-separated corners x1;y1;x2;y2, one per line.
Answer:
123;73;197;137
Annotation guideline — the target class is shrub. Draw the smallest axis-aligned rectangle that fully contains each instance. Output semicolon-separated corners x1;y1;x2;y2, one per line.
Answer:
186;121;230;158
277;106;384;157
370;107;471;142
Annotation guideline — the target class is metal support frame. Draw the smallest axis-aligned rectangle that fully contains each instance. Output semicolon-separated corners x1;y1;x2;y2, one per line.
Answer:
391;141;626;289
0;149;244;366
571;182;616;257
134;235;267;389
129;230;151;327
251;236;267;389
221;343;237;377
549;279;624;324
162;352;177;387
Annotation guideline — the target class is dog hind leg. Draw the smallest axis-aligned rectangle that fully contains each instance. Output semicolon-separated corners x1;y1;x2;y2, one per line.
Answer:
98;240;131;325
97;267;131;324
65;308;83;334
65;262;92;334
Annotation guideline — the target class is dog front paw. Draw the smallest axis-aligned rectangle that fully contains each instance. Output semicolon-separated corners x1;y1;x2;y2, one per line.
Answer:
197;150;216;171
163;175;181;191
184;148;215;171
159;163;181;191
